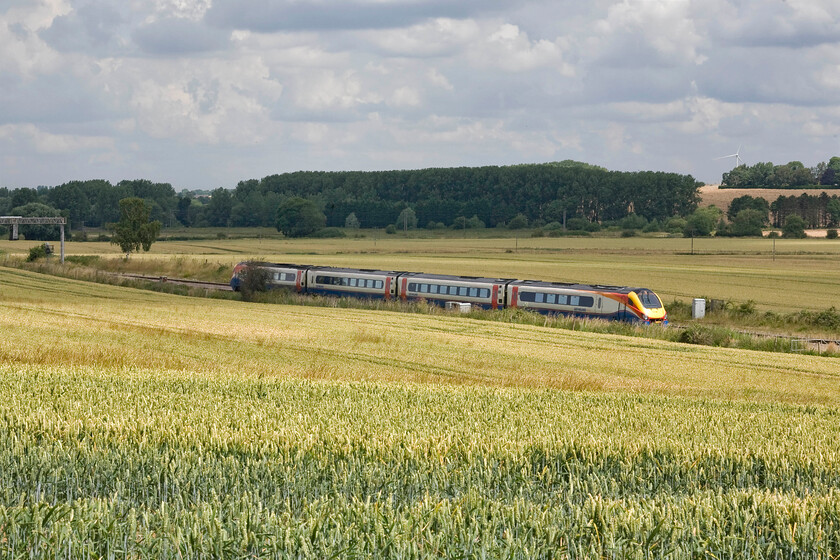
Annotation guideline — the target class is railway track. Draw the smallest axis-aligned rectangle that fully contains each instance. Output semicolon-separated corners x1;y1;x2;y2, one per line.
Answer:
119;274;838;350
118;273;233;291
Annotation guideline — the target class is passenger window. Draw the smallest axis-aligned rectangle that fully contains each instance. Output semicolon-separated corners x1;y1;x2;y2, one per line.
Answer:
546;294;556;304
469;288;478;297
570;296;579;306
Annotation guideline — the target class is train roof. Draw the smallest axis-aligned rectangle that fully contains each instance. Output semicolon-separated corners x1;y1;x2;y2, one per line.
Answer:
308;265;406;276
509;279;644;294
401;272;516;284
247;262;312;269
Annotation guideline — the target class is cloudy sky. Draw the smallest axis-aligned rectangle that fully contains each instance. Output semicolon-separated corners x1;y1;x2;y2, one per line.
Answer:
2;0;839;190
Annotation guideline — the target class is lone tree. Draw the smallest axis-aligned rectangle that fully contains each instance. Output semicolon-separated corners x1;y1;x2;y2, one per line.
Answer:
276;197;325;238
109;197;161;257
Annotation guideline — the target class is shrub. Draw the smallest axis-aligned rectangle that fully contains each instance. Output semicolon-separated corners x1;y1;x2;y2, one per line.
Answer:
345;213;360;229
309;227;347;238
619;213;647;230
385;224;397;234
565;217;589;231
238;262;270;302
678;325;731;347
782;215;807;238
26;244;48;262
507;214;529;230
466;215;485;229
621;229;637;238
827;229;838;239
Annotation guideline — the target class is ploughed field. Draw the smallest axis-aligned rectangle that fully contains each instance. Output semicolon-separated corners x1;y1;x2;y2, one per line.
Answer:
2;268;840;557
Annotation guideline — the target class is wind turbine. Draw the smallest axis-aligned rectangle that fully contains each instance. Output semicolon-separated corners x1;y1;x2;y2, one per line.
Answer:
715;145;744;167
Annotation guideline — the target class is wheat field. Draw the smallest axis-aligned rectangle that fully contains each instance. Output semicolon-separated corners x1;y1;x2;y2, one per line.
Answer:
1;267;840;556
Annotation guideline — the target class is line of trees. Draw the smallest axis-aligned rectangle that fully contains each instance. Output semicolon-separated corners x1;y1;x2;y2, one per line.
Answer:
770;193;840;228
1;162;703;237
721;157;840;189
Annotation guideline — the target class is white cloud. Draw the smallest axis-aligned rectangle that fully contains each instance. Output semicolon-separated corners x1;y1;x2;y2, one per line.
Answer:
0;123;113;154
426;68;453;91
388;86;421;107
471;23;574;74
362;17;479;57
591;0;706;67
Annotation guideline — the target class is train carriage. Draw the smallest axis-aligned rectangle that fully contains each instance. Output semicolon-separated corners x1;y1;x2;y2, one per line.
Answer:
508;280;667;324
399;273;513;310
306;267;401;300
230;262;310;292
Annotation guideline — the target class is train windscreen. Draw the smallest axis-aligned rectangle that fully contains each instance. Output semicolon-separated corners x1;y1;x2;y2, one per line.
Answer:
637;290;662;308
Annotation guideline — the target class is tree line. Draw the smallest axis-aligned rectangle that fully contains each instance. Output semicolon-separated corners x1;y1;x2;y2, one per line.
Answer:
0;162;703;238
721;157;840;189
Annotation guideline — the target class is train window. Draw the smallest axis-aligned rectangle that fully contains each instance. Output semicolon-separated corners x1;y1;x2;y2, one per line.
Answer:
375;280;383;290
349;278;357;287
535;292;545;303
316;275;336;285
408;282;417;292
458;287;468;296
546;294;556;305
420;284;429;293
557;295;568;306
469;287;478;297
439;285;447;294
519;291;535;302
569;295;594;307
480;289;490;299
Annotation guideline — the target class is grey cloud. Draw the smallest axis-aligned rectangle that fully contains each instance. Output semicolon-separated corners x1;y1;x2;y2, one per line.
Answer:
133;18;230;55
0;72;118;125
712;2;840;49
695;47;840;107
205;0;511;32
39;2;127;55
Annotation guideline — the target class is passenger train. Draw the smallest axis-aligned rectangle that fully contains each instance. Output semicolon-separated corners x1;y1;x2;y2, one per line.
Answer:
230;262;668;324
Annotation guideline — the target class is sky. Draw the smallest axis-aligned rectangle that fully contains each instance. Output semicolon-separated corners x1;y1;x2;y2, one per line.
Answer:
2;0;839;191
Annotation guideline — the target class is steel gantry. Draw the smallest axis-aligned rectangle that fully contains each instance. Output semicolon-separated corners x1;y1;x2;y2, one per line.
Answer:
0;216;67;263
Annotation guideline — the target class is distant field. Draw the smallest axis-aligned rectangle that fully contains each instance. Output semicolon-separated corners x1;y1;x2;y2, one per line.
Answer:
699;183;839;214
4;234;838;312
2;267;840;556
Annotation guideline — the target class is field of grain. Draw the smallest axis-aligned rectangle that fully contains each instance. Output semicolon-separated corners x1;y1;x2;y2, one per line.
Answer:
699;183;838;214
2;267;840;556
5;234;838;312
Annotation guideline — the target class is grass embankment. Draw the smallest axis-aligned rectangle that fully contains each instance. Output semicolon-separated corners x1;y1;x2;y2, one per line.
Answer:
14;256;840;356
2;267;840;555
5;234;839;312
